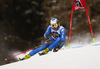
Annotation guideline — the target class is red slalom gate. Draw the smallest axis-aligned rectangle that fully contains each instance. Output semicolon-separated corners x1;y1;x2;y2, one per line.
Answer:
69;0;95;48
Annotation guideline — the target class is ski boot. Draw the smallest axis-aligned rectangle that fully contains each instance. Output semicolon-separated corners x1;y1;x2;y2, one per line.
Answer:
38;52;46;56
19;54;31;60
38;48;50;56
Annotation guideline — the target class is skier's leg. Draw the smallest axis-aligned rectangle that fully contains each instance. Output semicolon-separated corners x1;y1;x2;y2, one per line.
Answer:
38;37;56;55
39;37;61;56
19;42;50;60
30;37;55;56
29;42;50;56
48;37;61;50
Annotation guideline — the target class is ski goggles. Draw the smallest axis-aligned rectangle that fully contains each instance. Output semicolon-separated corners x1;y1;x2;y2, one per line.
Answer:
51;23;58;28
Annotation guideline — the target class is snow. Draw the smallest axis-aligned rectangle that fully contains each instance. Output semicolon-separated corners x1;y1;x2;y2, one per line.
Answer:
0;43;100;69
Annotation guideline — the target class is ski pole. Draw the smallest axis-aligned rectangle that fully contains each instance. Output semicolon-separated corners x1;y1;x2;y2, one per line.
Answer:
5;43;47;60
5;48;33;61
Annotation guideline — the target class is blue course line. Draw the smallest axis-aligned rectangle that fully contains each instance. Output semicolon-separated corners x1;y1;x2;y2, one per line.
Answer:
72;46;83;49
68;43;100;49
92;44;100;46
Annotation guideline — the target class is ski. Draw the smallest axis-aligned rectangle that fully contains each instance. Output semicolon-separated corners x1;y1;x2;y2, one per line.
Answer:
18;58;25;61
38;52;46;56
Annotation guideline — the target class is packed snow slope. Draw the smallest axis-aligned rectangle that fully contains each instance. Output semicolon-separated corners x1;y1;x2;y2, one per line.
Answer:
0;42;100;69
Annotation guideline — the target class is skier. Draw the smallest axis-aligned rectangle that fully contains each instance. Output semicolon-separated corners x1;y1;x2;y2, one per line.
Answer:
19;18;66;60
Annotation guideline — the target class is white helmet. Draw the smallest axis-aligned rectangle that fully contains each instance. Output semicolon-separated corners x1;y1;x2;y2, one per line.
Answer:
50;18;60;28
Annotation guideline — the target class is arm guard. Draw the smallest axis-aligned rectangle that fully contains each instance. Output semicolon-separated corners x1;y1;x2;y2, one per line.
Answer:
57;40;65;49
44;34;49;40
53;40;65;52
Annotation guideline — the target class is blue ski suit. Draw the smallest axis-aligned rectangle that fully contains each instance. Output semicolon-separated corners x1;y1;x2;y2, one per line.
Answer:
29;25;66;56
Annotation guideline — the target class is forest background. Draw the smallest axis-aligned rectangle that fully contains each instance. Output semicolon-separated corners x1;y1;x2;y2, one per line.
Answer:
0;0;100;65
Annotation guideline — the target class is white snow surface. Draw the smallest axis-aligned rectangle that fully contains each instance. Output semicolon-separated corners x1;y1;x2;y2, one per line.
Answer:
0;42;100;69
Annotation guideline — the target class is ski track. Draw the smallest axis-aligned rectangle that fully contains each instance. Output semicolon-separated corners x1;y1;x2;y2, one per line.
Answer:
0;42;100;69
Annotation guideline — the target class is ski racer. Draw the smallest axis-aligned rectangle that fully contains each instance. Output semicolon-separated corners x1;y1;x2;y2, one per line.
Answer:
19;18;66;60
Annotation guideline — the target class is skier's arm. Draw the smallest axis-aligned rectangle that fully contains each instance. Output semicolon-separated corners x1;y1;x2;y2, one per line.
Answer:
57;40;65;49
58;28;66;48
44;26;51;39
60;28;66;41
44;34;49;40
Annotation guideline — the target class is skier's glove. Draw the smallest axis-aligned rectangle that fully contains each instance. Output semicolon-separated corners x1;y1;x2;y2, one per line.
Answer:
46;39;52;44
53;46;59;52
